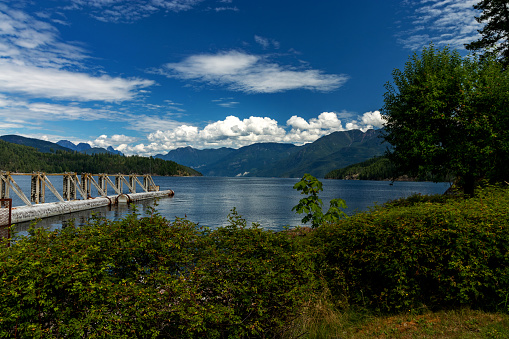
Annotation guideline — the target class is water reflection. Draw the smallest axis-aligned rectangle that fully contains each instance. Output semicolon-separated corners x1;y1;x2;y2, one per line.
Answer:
14;199;160;236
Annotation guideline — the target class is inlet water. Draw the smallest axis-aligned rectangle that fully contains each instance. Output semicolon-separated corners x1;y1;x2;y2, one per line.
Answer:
13;176;450;234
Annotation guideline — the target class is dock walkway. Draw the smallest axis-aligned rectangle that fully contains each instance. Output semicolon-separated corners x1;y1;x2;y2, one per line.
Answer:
0;172;174;224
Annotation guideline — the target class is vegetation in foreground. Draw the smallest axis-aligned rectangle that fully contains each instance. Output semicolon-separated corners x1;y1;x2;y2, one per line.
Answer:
1;181;509;338
0;140;201;176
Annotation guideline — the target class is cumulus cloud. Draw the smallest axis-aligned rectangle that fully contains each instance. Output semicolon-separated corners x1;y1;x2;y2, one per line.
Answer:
399;0;482;50
161;51;348;93
90;134;138;148
121;111;385;156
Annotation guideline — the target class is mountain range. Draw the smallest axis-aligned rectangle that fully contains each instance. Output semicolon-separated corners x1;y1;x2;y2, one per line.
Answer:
156;129;388;178
1;129;388;178
0;135;122;156
56;140;123;155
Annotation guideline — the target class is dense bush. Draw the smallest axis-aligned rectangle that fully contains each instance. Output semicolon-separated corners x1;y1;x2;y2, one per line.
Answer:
0;208;316;338
2;184;509;337
314;186;509;313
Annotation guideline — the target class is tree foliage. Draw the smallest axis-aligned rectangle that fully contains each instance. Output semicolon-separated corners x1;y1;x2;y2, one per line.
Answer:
465;0;509;65
0;140;201;176
381;44;509;195
292;173;347;228
325;156;397;180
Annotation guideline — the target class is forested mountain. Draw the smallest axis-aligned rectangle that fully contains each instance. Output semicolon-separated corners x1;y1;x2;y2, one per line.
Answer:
0;135;122;156
156;146;236;169
325;156;452;182
202;143;299;177
156;129;387;178
325;156;397;180
255;129;387;178
0;135;72;153
0;140;201;176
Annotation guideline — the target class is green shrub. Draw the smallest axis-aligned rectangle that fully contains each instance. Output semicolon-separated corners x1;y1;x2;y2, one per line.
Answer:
292;173;347;228
0;207;316;338
314;186;509;313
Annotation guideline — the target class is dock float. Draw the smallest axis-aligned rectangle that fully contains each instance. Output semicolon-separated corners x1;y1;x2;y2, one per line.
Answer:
0;172;175;225
11;190;174;224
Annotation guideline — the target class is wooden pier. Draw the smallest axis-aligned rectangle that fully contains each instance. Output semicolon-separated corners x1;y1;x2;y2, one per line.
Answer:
0;172;174;225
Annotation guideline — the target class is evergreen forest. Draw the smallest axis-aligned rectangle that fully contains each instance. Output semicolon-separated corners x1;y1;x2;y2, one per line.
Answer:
0;140;201;176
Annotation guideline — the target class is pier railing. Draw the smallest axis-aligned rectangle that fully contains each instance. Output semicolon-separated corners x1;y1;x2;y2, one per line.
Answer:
0;172;159;207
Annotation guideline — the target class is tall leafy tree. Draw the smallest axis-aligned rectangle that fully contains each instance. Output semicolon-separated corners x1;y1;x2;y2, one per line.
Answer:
381;45;509;195
465;0;509;65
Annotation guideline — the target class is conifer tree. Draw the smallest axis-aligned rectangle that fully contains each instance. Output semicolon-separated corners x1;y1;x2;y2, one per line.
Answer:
465;0;509;65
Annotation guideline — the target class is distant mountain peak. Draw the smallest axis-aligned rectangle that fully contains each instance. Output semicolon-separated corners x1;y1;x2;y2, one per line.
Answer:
57;140;77;151
155;128;386;177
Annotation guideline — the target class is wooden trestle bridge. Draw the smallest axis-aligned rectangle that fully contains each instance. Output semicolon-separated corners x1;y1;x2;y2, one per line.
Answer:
0;172;174;229
0;172;160;206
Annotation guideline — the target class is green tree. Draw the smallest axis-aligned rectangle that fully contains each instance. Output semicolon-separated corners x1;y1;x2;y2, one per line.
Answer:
465;0;509;65
292;173;347;228
381;44;509;196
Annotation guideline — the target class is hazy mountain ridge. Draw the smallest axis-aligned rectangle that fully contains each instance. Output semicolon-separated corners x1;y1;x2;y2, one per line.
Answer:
0;135;72;153
57;140;123;155
0;135;124;156
156;129;387;178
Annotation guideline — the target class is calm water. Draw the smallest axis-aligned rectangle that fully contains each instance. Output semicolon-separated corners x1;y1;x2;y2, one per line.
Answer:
12;176;450;235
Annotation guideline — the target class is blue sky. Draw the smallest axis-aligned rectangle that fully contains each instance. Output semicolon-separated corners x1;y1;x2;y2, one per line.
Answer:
0;0;482;155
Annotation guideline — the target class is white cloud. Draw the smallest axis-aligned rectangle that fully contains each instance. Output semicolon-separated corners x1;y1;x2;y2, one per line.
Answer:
214;6;238;12
360;111;384;129
254;35;280;49
0;61;154;101
0;3;87;68
399;0;482;50
64;0;205;22
0;4;155;102
90;134;138;148
212;97;239;108
127;111;384;156
162;50;348;93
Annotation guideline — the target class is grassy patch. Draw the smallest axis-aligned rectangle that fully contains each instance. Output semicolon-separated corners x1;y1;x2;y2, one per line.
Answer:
290;305;509;338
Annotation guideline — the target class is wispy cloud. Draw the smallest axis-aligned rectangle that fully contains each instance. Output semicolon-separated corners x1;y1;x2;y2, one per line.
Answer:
63;0;205;22
0;3;154;102
0;62;153;101
160;50;348;93
212;97;239;108
254;35;280;49
0;3;87;68
0;95;123;123
399;0;482;50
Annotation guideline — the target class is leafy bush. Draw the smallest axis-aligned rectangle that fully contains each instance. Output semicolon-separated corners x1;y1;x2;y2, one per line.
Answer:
314;186;509;313
0;207;316;338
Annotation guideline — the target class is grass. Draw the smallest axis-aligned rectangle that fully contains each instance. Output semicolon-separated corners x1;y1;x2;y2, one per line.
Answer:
289;302;509;338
